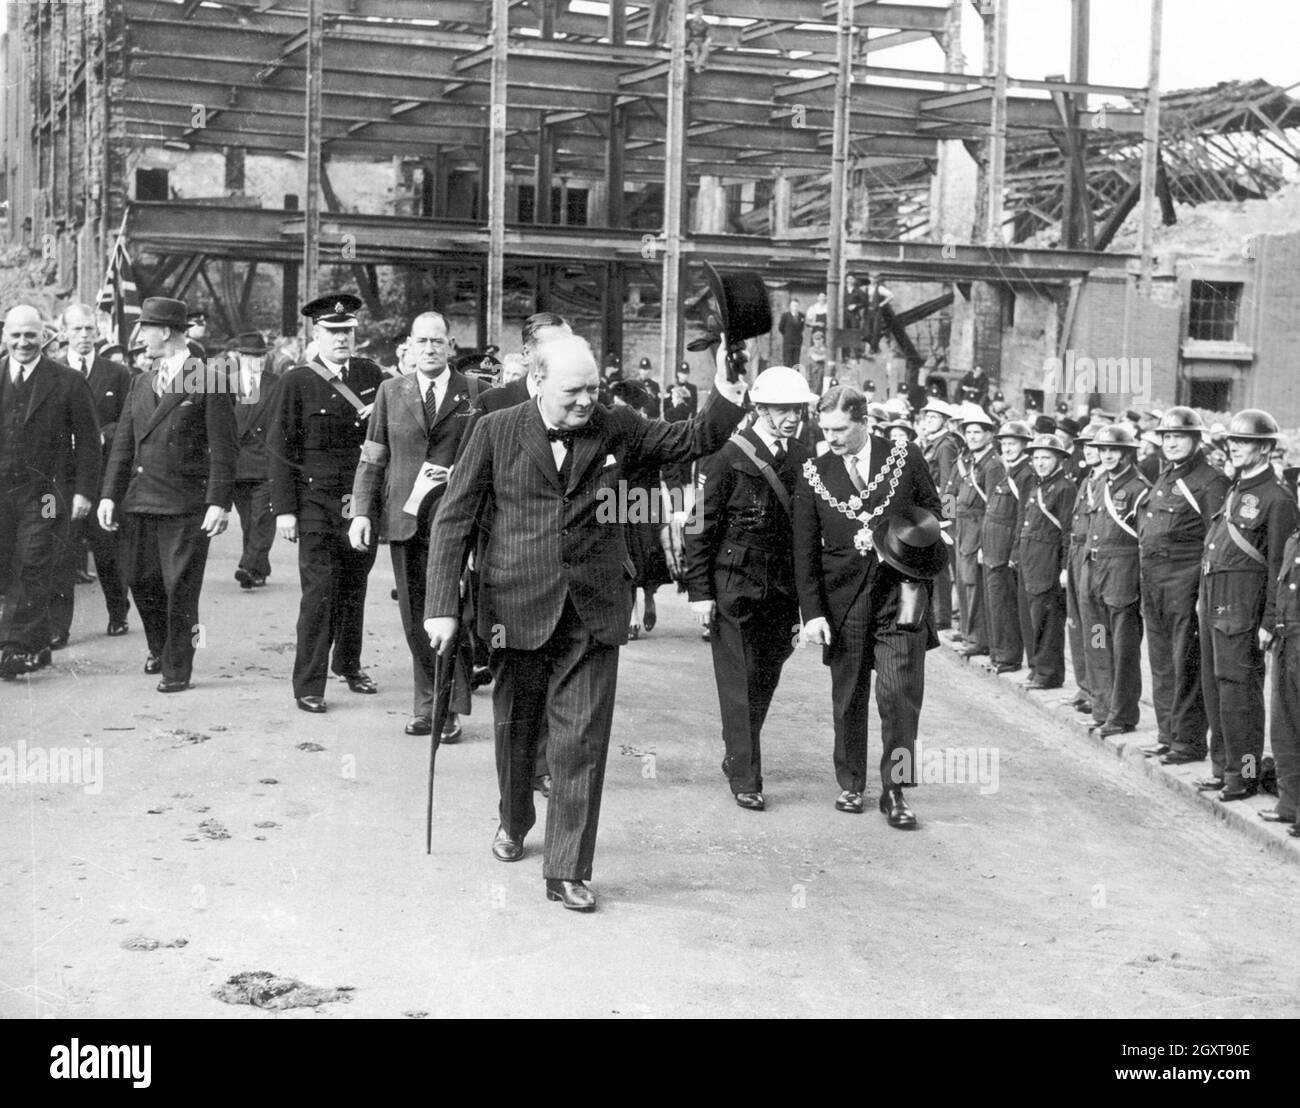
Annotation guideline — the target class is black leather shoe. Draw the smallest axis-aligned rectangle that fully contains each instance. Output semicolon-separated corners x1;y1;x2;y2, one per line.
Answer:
492;826;523;862
296;696;327;714
1098;722;1135;737
880;788;918;829
1159;751;1204;766
1193;776;1224;791
157;678;190;693
735;791;765;811
1258;809;1295;824
75;569;96;585
1073;700;1093;714
144;655;163;675
33;648;52;670
404;715;432;736
471;665;492;689
545;878;596;911
1;649;35;678
994;662;1021;674
249;572;268;588
440;714;462;743
1141;743;1171;758
534;774;552;799
1217;784;1259;802
235;568;254;590
107;620;128;637
340;671;377;694
1025;678;1064;690
50;632;69;650
835;790;865;814
1288;824;1300;838
957;645;989;658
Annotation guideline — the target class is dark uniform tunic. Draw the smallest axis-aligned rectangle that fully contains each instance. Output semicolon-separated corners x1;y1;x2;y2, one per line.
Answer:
982;453;1033;669
1199;466;1300;791
1136;452;1229;755
948;445;996;652
923;428;963;629
267;356;385;699
1080;461;1148;729
683;427;807;795
1018;466;1076;687
1065;467;1100;705
1269;526;1300;817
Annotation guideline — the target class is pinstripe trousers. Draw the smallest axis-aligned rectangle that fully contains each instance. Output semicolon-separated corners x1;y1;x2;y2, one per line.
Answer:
491;597;618;881
828;568;928;794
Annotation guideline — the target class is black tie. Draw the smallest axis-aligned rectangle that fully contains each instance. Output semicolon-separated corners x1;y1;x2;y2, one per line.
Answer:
547;427;579;450
772;440;785;461
424;379;439;428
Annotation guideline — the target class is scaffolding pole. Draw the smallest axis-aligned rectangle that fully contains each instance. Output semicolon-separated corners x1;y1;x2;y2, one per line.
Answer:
302;0;323;324
825;0;853;356
985;0;1008;246
659;0;687;379
486;0;508;344
1138;0;1163;295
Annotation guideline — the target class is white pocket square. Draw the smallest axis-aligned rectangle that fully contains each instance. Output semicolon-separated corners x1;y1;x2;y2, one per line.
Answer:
603;454;618;467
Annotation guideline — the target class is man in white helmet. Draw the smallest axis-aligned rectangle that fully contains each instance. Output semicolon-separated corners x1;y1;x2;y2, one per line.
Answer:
683;367;815;811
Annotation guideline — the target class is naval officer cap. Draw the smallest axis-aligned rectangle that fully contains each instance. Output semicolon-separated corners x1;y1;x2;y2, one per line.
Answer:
301;293;362;329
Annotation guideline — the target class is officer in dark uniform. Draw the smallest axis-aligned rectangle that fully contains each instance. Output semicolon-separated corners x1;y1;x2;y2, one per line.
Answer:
1018;433;1076;690
1266;468;1300;832
948;404;997;658
982;420;1033;674
1062;423;1102;711
267;294;386;712
1197;410;1300;801
634;356;662;418
918;398;961;631
1080;424;1149;736
1135;408;1229;765
683;367;816;811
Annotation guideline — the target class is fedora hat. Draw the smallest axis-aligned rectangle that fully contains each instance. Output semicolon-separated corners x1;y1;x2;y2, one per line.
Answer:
230;331;268;355
686;261;772;351
138;297;188;330
875;507;947;580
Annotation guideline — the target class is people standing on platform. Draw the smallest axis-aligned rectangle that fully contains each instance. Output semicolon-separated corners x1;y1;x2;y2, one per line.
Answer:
982;420;1033;675
1018;433;1076;691
1197;410;1299;802
0;305;102;679
350;310;476;741
804;291;828;331
1078;424;1148;737
793;385;946;829
684;367;816;812
949;404;997;659
47;303;132;646
1135;408;1229;767
423;333;748;912
778;298;804;367
227;332;280;591
98;297;237;693
266;293;386;714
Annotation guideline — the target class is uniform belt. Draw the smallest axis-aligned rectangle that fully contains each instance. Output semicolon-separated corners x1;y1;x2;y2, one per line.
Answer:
1139;542;1203;559
1085;545;1138;560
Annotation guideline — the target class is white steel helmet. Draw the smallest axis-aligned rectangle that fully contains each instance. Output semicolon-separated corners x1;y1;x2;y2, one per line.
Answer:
749;366;817;406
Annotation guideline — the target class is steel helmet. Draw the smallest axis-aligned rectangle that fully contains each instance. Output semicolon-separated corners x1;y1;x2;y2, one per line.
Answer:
920;398;954;419
1092;424;1139;449
883;396;911;418
1028;432;1070;457
958;403;996;430
749;366;817;406
1078;421;1106;444
1226;408;1280;440
995;420;1033;441
1155;406;1206;435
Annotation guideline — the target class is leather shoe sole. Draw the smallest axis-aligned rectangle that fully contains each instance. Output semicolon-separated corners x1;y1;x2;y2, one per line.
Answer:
1098;723;1135;737
1024;680;1064;690
107;621;128;637
734;792;765;811
1193;777;1224;791
492;826;524;862
1158;751;1204;766
545;878;596;911
1217;786;1259;802
835;790;866;814
994;663;1022;674
296;696;327;714
1141;743;1171;758
404;716;432;736
157;679;190;693
1258;809;1295;824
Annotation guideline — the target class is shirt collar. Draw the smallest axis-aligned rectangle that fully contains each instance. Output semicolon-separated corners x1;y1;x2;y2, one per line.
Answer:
319;356;345;378
751;421;784;454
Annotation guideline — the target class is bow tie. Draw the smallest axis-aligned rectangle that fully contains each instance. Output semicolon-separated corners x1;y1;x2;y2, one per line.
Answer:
546;426;590;448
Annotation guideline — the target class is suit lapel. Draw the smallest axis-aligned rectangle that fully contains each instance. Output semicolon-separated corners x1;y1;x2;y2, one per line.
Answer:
23;357;57;423
397;373;425;431
140;364;189;440
519;401;564;493
430;370;469;431
566;406;605;492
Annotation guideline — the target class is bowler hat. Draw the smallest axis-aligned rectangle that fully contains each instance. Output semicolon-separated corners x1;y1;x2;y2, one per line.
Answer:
138;297;188;329
687;261;772;351
230;331;268;355
875;507;947;580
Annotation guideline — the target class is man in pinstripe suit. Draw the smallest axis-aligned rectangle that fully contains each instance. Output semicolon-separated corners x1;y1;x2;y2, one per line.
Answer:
794;385;946;830
425;334;747;911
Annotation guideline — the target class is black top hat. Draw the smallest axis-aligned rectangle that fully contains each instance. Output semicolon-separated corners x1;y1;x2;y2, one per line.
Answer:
875;507;947;581
230;331;268;355
686;262;772;351
301;293;362;328
138;297;188;330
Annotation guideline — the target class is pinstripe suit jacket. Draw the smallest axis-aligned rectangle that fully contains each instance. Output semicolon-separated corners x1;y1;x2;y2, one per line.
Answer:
793;433;943;635
425;389;745;649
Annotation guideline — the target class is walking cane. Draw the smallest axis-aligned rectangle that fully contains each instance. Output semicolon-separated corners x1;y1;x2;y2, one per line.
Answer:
425;649;452;855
